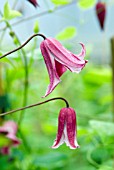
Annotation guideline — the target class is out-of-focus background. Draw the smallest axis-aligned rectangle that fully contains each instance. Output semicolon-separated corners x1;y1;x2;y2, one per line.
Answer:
0;0;114;170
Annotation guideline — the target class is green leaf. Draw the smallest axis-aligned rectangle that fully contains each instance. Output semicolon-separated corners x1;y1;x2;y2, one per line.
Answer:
56;27;76;40
33;21;39;33
8;10;22;20
3;2;10;19
51;0;72;5
3;2;22;20
78;0;96;9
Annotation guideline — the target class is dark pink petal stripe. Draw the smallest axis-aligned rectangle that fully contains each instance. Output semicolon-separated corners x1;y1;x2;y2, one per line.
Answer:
55;60;67;77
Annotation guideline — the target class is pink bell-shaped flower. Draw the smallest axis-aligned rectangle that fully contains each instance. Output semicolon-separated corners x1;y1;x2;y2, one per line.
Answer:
52;107;79;149
0;121;21;155
40;38;87;97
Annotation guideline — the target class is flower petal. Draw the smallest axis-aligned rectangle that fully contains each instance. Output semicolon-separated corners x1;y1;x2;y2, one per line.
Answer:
45;38;87;73
66;108;79;149
0;121;18;135
40;41;61;97
52;108;66;148
55;60;67;77
0;121;20;155
6;133;21;146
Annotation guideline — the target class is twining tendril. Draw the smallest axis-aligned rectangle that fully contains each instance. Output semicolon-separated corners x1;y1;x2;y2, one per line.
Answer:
0;97;69;116
0;33;46;59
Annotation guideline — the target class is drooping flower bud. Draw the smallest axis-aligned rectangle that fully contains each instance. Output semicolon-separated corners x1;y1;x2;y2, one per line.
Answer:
95;2;106;30
52;107;79;149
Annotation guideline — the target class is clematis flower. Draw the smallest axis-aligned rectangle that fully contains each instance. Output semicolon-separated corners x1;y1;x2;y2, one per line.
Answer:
52;107;79;149
27;0;38;7
96;2;106;30
0;121;21;155
40;38;88;97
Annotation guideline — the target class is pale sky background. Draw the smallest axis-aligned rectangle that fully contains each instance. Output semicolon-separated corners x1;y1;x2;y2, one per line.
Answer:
0;0;114;64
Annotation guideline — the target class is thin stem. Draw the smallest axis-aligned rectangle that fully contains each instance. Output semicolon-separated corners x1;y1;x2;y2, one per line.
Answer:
18;128;31;153
0;97;69;116
0;33;46;59
13;35;29;126
2;20;30;126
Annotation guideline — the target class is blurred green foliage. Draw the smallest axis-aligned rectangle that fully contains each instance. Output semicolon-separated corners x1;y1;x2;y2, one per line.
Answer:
3;2;21;20
0;0;113;170
0;57;113;170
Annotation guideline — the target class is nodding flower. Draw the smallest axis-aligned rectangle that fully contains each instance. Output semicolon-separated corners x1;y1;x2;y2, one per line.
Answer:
52;107;79;149
0;121;21;155
40;38;88;97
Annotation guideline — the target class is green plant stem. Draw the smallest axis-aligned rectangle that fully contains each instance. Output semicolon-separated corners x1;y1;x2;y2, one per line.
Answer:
18;128;31;153
13;35;29;126
3;20;29;126
0;32;46;125
0;97;69;116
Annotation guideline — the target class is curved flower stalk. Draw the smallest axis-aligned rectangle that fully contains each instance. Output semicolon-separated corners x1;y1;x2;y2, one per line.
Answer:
52;107;79;149
0;33;88;97
0;98;79;150
27;0;38;7
0;121;21;155
40;38;88;97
